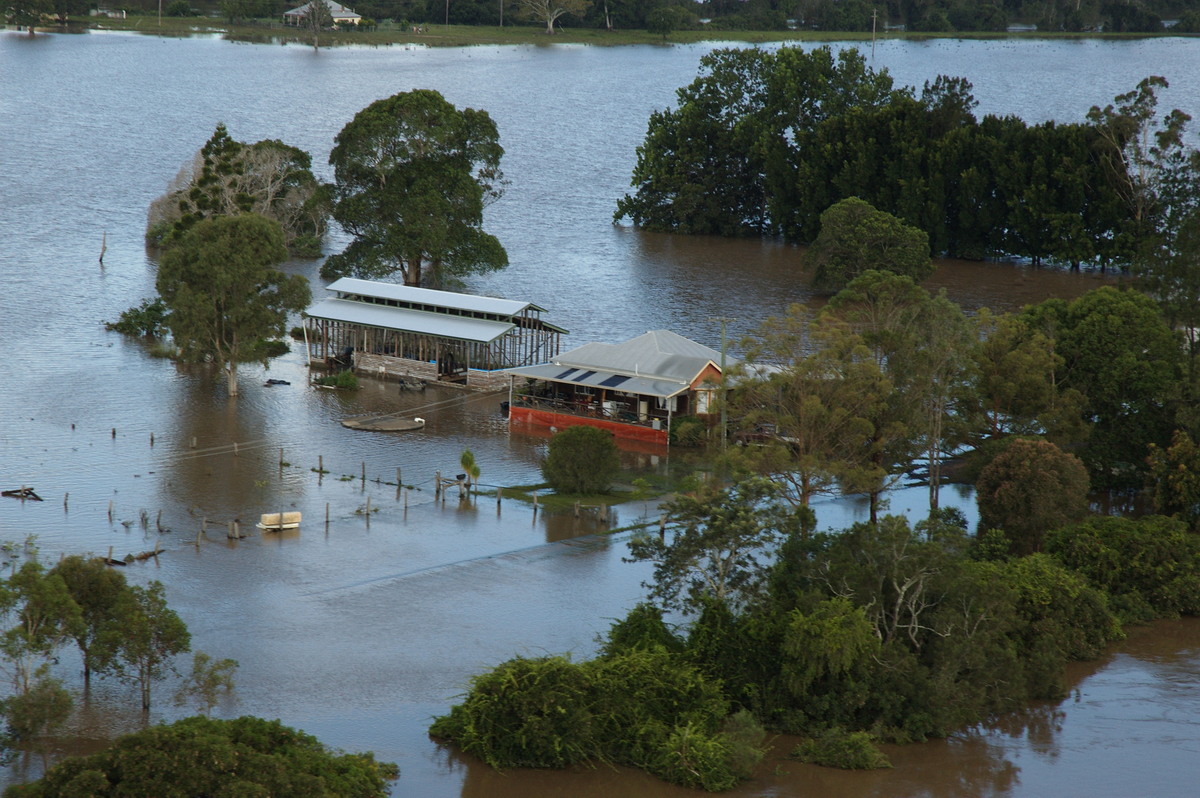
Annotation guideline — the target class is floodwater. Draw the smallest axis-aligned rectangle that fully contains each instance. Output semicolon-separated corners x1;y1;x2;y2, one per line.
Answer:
1;29;1200;796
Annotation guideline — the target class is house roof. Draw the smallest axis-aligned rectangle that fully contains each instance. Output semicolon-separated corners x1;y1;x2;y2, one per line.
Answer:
557;330;730;383
283;0;360;19
305;298;514;344
505;330;736;397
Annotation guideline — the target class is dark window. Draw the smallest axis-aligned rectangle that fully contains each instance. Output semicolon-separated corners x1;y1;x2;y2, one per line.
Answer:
600;374;631;387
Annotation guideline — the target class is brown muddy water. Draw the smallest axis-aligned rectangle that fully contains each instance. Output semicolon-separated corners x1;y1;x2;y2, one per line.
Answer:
2;29;1200;797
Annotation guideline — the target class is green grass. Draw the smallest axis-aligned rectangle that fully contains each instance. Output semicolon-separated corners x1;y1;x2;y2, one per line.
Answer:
59;16;1194;48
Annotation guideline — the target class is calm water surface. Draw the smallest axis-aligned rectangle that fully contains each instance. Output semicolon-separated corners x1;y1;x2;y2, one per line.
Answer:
1;29;1199;796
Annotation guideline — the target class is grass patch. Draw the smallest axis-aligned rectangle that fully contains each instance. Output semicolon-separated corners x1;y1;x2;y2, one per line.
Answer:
63;16;1177;49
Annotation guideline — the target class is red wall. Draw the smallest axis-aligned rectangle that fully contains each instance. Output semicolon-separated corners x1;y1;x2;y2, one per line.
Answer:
509;406;669;446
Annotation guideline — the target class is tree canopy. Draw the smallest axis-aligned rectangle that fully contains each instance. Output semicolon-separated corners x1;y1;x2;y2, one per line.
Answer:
156;213;310;397
325;89;507;288
5;715;398;798
147;123;329;257
806;197;933;292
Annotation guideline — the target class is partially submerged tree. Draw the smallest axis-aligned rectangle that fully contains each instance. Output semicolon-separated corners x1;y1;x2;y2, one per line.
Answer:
114;581;191;713
304;0;333;50
156;213;310;397
174;651;238;717
325;89;507;288
48;555;130;690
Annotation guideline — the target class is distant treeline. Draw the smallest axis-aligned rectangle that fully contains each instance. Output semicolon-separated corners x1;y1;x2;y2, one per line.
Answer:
94;0;1200;33
616;46;1200;270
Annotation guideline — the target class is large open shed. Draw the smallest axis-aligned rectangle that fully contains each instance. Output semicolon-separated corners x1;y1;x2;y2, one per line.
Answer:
303;278;566;390
505;330;733;445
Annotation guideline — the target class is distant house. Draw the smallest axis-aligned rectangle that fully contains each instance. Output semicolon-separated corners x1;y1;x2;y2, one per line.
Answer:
303;278;566;390
505;330;733;446
283;0;361;26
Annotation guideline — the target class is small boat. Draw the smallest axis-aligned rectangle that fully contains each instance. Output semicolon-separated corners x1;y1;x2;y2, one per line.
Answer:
257;511;302;531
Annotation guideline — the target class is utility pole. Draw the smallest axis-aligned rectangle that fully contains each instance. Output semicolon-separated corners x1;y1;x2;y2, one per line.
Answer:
871;8;877;60
710;316;735;450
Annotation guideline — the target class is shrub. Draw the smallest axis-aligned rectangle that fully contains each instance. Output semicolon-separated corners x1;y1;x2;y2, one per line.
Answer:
314;370;359;390
541;425;620;494
669;415;706;446
791;728;891;769
104;297;169;338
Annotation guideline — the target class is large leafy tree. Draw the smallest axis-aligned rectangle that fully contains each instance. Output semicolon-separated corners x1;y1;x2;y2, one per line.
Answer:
156;213;310;398
806;196;933;292
732;305;888;510
975;438;1090;555
6;716;398;798
2;0;52;34
1028;286;1183;489
47;555;130;691
325;89;507;288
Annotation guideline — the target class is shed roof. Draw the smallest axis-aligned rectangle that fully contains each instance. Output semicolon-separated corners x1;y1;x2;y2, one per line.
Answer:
327;277;548;320
305;298;513;344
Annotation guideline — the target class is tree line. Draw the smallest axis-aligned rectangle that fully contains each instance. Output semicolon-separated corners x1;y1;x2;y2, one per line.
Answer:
616;46;1200;275
431;473;1200;790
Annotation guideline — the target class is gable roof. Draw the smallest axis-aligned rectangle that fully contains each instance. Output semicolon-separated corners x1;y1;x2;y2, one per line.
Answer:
326;277;549;321
556;330;729;383
283;0;360;19
505;330;736;397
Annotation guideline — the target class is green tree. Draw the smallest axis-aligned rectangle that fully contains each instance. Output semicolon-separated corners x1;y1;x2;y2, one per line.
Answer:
2;0;52;34
541;425;620;494
626;478;807;613
0;666;72;764
975;438;1090;556
156;213;310;398
732;306;888;509
114;582;190;713
5;716;398;798
325;89;507;288
0;562;81;697
1035;286;1183;488
820;271;933;523
173;651;238;717
1146;430;1200;531
147;124;329;256
514;0;589;32
459;448;480;494
48;555;130;690
806;197;934;292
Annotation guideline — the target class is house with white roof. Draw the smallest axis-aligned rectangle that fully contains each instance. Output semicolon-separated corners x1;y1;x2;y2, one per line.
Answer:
283;0;361;26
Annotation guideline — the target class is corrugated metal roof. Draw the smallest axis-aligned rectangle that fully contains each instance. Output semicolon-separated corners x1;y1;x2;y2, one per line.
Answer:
305;298;513;344
555;330;733;383
505;364;690;399
327;278;545;318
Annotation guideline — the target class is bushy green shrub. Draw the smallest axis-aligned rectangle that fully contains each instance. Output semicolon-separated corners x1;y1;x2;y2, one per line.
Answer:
430;649;763;791
1046;515;1200;623
669;415;707;446
105;297;169;338
791;728;891;769
314;370;359;390
541;425;620;494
